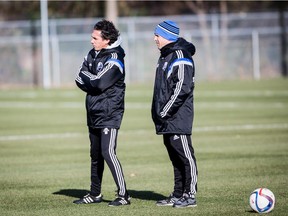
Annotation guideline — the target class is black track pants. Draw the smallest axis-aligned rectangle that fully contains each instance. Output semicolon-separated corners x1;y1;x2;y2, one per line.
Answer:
89;127;128;197
163;134;198;197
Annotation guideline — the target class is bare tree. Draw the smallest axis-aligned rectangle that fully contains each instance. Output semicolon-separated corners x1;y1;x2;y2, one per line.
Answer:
185;0;230;80
105;0;118;24
185;1;215;79
278;2;288;77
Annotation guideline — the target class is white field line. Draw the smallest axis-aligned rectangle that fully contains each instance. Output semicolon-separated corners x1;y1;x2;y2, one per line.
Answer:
0;102;83;109
0;123;287;142
0;101;287;109
0;132;83;141
1;90;288;99
193;123;288;132
197;90;288;97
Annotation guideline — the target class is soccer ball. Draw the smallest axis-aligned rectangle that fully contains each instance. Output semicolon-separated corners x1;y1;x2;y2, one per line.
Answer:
249;188;275;213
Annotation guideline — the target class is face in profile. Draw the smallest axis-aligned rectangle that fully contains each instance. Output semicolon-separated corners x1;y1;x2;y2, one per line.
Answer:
91;30;110;51
154;34;171;49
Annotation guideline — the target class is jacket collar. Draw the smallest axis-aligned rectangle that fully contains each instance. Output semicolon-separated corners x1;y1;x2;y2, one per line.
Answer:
107;36;122;49
160;41;177;57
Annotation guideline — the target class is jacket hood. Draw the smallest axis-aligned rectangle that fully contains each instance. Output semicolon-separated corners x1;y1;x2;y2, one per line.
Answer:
97;36;125;57
107;36;122;49
175;38;196;56
160;37;196;57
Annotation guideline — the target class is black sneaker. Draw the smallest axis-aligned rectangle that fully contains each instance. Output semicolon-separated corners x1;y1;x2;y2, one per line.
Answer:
156;194;180;206
73;194;103;204
108;196;131;206
173;192;197;208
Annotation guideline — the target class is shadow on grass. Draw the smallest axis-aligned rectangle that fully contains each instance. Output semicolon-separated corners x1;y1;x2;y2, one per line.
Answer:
245;209;258;214
128;190;166;201
52;189;166;201
52;189;110;203
53;189;89;198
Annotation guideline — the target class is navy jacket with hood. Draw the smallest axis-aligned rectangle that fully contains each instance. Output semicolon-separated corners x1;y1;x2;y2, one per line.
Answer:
151;38;196;135
75;37;125;129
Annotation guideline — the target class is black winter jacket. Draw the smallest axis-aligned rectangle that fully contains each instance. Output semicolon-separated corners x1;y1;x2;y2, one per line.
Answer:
75;38;125;129
151;38;196;135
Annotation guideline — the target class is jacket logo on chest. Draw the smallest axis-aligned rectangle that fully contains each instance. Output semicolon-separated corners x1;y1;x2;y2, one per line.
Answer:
162;62;168;71
97;62;104;72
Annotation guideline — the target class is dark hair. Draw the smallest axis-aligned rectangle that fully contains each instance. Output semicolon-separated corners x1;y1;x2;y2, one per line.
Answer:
94;19;119;45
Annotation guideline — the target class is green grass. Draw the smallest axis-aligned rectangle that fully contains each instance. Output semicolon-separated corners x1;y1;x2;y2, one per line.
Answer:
0;79;288;215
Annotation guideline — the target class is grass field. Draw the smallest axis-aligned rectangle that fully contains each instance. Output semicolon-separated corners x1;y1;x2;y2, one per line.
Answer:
0;79;287;216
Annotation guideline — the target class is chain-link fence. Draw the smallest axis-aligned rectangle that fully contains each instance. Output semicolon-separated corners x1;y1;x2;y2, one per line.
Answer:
0;12;286;88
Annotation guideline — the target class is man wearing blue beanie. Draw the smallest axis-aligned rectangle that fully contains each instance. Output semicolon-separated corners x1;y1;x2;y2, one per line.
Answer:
152;20;198;208
154;20;179;42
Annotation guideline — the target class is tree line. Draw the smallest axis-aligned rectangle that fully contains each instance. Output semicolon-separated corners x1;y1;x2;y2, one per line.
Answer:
0;1;287;21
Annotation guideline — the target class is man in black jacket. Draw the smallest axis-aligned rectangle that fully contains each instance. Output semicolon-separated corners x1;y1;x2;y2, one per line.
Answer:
151;20;198;208
74;19;130;206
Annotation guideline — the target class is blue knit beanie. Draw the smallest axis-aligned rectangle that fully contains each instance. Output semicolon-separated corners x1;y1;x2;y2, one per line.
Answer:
154;20;179;42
